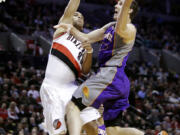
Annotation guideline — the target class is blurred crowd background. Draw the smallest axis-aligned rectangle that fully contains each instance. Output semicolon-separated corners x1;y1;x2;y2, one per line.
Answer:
0;0;179;135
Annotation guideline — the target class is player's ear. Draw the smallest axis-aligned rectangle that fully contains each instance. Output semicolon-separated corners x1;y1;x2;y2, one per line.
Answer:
129;9;133;14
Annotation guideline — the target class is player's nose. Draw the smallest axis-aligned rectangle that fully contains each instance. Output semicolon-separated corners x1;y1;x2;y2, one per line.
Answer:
78;15;82;19
114;4;118;8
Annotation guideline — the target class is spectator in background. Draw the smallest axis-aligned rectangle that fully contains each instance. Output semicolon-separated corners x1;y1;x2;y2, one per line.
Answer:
19;90;29;105
0;117;6;135
146;109;160;126
18;104;26;118
7;101;19;121
0;103;8;120
137;86;146;99
29;117;37;131
10;85;19;99
27;85;40;100
162;116;171;131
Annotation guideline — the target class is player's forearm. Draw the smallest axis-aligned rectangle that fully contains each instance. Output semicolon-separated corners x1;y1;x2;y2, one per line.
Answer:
86;22;115;43
59;0;81;24
64;0;80;18
55;0;81;38
116;0;133;34
82;52;92;74
70;27;103;43
70;27;88;42
86;29;104;43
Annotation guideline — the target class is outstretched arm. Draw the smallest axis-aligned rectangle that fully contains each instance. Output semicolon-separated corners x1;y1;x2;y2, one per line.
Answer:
85;22;116;43
68;26;105;43
115;0;136;42
54;22;116;43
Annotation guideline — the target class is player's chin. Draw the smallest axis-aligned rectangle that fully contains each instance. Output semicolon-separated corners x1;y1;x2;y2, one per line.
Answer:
79;23;84;29
113;15;117;21
76;24;83;31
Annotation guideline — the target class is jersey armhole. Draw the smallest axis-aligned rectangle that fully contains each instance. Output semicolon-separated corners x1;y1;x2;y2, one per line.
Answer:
53;31;66;40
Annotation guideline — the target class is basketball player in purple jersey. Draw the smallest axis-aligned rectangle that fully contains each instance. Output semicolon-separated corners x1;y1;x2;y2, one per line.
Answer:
55;0;145;135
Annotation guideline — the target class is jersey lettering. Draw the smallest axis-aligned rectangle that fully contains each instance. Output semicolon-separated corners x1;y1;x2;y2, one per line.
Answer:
98;128;107;135
67;35;82;49
104;33;113;42
66;34;85;65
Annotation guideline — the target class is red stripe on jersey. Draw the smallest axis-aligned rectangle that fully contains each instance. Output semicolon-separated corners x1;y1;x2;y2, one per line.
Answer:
52;42;81;76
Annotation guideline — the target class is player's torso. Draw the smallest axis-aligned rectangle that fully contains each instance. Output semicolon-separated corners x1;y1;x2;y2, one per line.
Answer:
52;32;86;71
44;33;86;85
98;26;134;68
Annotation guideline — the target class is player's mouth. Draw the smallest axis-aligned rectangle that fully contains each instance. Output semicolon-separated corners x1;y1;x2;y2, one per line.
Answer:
78;20;83;24
114;10;118;14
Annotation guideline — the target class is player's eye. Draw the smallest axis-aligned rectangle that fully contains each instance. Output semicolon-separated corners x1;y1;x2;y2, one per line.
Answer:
119;1;123;5
74;13;78;16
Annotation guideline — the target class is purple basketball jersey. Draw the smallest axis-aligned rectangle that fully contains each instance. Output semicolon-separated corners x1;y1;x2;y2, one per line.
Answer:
98;25;115;67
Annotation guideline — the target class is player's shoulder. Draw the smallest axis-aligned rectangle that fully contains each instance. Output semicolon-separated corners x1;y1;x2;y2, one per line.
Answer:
121;23;136;44
127;23;136;33
53;28;66;39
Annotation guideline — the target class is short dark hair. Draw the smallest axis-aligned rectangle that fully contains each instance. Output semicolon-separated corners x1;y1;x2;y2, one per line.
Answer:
130;0;139;20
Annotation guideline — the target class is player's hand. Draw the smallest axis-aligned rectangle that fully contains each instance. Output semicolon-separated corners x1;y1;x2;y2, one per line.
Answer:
102;21;116;30
54;23;72;33
82;42;93;53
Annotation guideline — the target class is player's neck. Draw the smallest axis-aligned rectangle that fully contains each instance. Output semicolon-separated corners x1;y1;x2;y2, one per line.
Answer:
75;25;82;32
127;16;131;24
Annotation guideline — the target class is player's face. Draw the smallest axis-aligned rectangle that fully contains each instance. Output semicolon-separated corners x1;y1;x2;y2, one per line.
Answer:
113;0;125;20
73;12;84;31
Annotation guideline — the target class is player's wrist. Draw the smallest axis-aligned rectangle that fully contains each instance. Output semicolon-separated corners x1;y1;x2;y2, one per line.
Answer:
86;48;93;53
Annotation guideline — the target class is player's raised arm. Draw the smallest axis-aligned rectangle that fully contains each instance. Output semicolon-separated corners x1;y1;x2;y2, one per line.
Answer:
59;0;81;24
115;0;136;42
54;0;81;38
